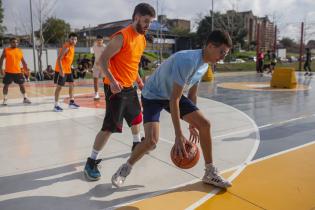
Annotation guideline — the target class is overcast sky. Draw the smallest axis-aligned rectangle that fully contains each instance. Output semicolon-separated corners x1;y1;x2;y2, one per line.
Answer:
3;0;315;42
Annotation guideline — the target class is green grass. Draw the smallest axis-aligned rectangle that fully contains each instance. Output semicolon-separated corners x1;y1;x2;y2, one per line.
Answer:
217;62;256;72
143;52;158;61
234;50;256;57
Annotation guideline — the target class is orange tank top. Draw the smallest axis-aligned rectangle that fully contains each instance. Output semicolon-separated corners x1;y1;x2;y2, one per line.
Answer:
104;25;146;87
55;42;75;74
4;48;23;74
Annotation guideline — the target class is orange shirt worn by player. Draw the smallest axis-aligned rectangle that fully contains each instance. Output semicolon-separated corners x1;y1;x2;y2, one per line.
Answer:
4;48;23;74
55;42;75;74
104;25;146;88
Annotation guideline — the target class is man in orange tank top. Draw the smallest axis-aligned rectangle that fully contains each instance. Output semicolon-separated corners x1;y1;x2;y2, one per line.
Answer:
53;33;79;112
84;3;155;181
0;37;31;105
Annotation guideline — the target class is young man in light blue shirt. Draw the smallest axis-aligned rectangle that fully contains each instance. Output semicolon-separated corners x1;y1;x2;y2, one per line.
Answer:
112;30;233;188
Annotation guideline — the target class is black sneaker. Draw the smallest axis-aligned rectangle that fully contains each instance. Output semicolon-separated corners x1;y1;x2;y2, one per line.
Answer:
131;137;156;153
84;158;102;181
131;137;144;152
131;142;140;151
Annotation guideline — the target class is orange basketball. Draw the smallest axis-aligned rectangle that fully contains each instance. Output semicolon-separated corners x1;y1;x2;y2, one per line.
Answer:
171;142;200;169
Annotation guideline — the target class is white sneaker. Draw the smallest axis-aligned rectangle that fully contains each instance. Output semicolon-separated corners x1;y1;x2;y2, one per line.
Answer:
202;165;232;188
111;163;132;188
2;99;7;106
94;93;100;100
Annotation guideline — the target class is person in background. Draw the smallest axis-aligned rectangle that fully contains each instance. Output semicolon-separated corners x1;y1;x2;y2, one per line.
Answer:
0;37;32;105
304;48;312;76
53;33;80;112
91;35;106;100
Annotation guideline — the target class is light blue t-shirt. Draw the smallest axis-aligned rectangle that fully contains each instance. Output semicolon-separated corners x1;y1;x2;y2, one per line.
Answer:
142;49;209;100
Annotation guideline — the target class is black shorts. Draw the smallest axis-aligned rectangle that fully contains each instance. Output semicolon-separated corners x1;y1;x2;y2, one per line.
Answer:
101;84;141;133
3;73;25;85
141;95;199;123
54;72;74;86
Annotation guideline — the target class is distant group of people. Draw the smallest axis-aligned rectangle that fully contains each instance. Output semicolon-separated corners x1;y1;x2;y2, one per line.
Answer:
257;49;277;74
257;48;312;76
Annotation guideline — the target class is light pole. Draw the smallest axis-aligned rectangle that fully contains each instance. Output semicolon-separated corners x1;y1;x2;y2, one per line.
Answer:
29;0;37;74
211;0;214;31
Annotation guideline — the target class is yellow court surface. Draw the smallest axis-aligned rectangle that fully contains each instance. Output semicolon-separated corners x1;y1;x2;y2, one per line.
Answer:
119;142;315;210
1;72;315;210
196;141;315;210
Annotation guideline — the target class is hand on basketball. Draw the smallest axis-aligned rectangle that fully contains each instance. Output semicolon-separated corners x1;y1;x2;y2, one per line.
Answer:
174;136;190;159
189;125;199;144
110;80;123;94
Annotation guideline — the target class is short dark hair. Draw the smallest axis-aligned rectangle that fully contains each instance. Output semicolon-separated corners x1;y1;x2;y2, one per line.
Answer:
9;37;18;42
206;30;232;48
132;3;156;21
68;33;78;38
96;35;103;39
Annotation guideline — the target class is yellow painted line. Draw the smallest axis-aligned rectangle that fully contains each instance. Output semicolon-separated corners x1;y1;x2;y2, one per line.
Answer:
114;171;235;210
196;141;315;210
217;82;309;91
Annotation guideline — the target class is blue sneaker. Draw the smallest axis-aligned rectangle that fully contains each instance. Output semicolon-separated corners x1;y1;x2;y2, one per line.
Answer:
54;105;63;112
69;101;80;109
84;158;102;181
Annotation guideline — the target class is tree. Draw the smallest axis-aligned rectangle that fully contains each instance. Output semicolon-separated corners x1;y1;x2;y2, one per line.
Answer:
42;17;70;45
170;26;190;37
0;0;6;37
279;37;296;48
196;11;247;49
34;0;58;73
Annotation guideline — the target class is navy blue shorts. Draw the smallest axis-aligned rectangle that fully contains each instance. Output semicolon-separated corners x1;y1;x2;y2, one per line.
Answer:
141;95;199;123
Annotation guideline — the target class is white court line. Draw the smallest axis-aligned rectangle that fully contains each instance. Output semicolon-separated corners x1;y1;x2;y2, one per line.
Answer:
185;103;260;210
105;179;200;210
186;127;315;210
106;99;261;210
249;140;315;165
20;88;313;209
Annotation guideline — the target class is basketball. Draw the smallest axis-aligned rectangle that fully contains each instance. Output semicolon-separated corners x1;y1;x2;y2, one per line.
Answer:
170;142;200;169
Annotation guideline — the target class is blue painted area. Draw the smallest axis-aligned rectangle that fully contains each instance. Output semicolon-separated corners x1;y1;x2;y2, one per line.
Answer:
198;72;315;159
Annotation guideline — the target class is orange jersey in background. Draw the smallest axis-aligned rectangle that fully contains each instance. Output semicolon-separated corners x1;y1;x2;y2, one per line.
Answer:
55;42;75;74
4;48;23;74
104;25;146;87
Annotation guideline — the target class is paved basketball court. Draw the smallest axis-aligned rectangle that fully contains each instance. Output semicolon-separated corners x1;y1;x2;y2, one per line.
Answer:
0;72;314;210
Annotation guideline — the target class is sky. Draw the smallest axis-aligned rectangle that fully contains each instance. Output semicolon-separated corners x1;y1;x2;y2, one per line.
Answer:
2;0;315;42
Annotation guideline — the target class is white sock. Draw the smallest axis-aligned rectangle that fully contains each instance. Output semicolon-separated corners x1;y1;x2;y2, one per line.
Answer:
133;133;141;143
205;163;214;169
90;148;100;160
22;93;27;98
95;92;99;96
3;95;7;100
55;101;59;106
126;161;133;168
